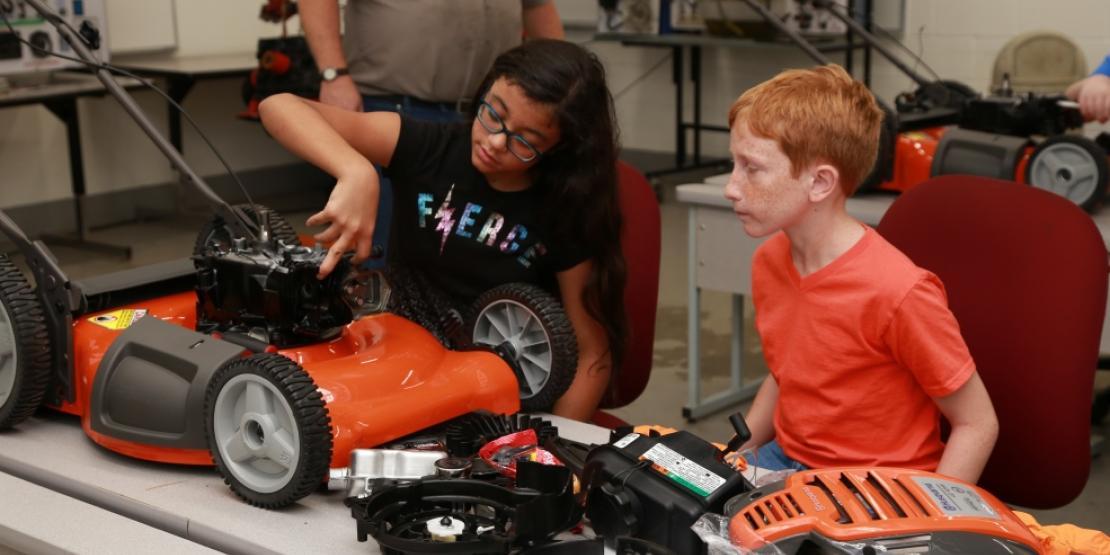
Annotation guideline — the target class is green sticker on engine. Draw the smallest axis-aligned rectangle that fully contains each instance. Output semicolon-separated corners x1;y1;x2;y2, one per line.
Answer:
640;444;726;497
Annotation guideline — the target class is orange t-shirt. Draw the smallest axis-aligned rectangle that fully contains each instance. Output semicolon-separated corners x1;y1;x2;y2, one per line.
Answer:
752;226;974;470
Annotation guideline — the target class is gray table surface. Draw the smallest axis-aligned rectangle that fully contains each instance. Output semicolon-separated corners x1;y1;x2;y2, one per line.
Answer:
0;411;609;554
677;179;897;226
109;52;257;78
698;172;1110;248
0;470;218;555
0;71;142;107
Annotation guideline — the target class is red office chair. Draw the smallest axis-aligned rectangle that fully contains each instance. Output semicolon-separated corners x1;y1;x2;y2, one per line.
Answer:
591;161;662;429
877;175;1107;509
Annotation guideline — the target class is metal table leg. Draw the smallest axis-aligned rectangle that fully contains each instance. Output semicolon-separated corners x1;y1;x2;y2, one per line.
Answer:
683;206;762;421
40;97;132;259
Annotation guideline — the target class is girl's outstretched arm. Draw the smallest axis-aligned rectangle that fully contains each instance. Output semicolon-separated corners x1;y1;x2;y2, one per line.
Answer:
258;93;401;277
552;261;611;421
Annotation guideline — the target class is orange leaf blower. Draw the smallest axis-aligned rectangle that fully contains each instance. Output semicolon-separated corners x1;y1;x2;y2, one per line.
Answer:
726;467;1042;554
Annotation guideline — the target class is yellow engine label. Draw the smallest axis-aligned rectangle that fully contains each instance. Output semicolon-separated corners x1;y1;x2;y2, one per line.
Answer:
88;309;148;330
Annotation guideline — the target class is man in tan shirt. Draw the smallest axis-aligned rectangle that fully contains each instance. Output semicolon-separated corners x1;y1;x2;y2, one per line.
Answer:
300;0;565;118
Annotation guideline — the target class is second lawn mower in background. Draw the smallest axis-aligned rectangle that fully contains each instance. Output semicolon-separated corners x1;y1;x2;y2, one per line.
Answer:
741;0;1110;212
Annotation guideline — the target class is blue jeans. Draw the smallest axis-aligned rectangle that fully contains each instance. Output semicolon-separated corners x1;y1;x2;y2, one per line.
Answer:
360;96;467;268
751;440;809;472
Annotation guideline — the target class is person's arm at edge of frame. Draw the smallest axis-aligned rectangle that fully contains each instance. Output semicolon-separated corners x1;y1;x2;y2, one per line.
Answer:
522;1;565;40
1066;54;1110;123
737;375;779;452
551;260;609;421
299;0;363;111
258;93;401;276
933;371;999;484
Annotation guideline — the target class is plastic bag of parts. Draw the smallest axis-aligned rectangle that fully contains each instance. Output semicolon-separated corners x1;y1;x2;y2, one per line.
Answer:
692;513;871;555
747;468;797;489
730;448;798;488
692;513;751;555
479;429;562;478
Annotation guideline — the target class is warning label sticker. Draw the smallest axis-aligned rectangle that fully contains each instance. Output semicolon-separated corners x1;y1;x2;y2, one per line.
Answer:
640;443;726;497
88;309;147;330
613;433;640;449
911;476;1000;519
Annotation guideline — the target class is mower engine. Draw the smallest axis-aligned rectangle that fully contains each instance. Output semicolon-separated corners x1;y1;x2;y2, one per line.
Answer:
194;236;388;348
726;467;1041;554
959;92;1084;137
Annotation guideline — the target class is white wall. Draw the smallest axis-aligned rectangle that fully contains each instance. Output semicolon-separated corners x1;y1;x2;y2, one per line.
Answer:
4;0;1110;210
596;0;1110;156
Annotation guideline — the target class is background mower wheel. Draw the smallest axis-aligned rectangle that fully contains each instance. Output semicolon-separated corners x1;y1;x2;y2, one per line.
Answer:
205;353;332;509
469;283;578;412
0;254;51;430
194;204;300;255
1025;135;1109;212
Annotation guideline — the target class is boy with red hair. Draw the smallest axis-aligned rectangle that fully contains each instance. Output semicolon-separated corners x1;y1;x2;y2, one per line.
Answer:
728;65;998;483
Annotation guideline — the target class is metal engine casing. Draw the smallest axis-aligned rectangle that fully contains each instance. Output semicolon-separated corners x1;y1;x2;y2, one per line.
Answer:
959;93;1085;137
194;237;387;348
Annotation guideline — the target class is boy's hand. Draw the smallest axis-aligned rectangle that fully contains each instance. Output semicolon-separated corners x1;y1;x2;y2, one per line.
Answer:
724;450;749;472
307;167;379;278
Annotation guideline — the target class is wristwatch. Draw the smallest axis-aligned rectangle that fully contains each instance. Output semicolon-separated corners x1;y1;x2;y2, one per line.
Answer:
320;67;349;82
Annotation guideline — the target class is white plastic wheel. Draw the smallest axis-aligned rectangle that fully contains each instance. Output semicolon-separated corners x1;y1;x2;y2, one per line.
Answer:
474;299;554;398
469;283;578;412
211;373;301;494
1026;136;1109;211
0;303;17;409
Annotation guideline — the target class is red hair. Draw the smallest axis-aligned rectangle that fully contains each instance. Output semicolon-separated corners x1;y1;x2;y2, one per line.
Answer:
728;64;882;196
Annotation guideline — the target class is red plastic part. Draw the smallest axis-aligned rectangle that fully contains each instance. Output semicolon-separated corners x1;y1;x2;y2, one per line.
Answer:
259;50;291;75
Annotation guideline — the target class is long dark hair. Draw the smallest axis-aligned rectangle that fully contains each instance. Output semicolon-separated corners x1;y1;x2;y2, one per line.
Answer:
471;39;628;378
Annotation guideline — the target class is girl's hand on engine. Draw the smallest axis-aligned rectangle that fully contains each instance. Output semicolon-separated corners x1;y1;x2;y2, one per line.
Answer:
307;165;379;278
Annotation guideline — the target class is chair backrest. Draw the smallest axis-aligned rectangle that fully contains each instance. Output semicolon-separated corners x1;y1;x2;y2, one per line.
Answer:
877;175;1107;509
991;31;1088;93
600;161;662;409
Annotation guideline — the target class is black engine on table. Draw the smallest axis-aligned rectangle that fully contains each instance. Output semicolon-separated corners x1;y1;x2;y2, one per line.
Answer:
194;236;388;348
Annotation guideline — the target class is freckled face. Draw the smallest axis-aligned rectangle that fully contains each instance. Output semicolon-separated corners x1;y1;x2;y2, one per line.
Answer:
470;78;561;186
722;122;811;237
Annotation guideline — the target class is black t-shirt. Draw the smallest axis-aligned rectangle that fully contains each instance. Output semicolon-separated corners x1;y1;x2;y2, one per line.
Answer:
384;118;589;301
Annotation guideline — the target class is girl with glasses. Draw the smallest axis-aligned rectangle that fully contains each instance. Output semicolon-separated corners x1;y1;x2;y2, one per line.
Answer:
259;39;626;421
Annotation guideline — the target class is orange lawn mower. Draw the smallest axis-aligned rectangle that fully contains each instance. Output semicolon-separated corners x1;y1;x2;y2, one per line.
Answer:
0;0;578;509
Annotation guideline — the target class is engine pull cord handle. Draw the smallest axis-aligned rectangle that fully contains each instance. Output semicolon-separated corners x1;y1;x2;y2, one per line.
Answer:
721;412;752;458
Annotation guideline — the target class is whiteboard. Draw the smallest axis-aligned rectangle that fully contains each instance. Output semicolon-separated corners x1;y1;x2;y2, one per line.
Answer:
105;0;177;54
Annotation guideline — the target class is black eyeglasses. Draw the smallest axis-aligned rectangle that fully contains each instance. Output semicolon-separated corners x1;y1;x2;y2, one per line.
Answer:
476;101;543;163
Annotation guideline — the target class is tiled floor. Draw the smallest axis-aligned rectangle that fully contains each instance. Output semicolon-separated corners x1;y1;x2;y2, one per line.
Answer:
7;177;1109;533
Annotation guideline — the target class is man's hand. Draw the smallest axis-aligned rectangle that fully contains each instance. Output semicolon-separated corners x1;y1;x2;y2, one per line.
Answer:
307;166;379;278
1068;74;1110;123
319;76;363;112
